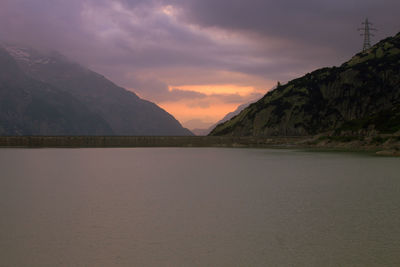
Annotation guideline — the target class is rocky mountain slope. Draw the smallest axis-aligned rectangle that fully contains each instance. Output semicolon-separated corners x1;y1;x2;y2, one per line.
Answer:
0;44;192;136
210;32;400;137
0;47;113;135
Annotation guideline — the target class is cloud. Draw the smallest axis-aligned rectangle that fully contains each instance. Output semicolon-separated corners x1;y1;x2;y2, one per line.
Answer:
167;0;400;49
2;0;399;76
125;76;207;101
1;0;399;125
128;76;263;104
205;92;262;104
3;0;398;82
186;101;211;109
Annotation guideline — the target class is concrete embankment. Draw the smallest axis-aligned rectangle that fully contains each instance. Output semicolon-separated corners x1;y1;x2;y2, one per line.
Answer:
303;135;400;156
0;136;305;148
0;136;399;156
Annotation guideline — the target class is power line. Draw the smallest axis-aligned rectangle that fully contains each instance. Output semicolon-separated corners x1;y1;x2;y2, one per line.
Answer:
358;18;377;52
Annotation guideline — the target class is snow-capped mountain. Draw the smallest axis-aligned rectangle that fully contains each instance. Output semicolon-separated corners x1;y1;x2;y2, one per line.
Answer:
0;43;192;136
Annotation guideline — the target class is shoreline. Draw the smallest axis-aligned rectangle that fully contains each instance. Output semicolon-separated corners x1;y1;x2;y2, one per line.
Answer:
0;136;399;156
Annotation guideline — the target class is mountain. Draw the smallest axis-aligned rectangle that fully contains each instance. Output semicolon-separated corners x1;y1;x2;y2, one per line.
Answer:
213;102;251;127
183;119;214;132
192;103;250;136
0;44;192;136
210;32;400;137
0;47;113;135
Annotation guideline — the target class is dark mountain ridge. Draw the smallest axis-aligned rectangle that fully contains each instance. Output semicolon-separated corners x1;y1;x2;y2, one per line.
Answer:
0;44;192;136
0;47;113;135
210;32;400;137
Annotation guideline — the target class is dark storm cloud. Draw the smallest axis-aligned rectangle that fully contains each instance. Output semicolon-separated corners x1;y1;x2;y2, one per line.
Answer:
0;0;399;102
1;0;203;66
108;0;400;81
0;0;88;50
167;0;400;49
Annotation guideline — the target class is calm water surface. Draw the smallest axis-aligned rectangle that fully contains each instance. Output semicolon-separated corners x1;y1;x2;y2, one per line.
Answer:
0;148;399;266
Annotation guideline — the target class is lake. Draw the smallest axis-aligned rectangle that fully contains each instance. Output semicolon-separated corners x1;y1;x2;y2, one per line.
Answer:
0;148;399;266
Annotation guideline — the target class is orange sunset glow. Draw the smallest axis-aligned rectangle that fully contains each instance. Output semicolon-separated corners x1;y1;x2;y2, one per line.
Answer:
137;82;274;129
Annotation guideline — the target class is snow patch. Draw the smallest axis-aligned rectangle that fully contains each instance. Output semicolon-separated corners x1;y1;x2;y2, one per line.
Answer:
34;59;50;64
4;45;52;65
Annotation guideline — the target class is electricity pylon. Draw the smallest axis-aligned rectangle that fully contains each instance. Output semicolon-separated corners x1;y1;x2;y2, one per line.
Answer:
358;18;377;52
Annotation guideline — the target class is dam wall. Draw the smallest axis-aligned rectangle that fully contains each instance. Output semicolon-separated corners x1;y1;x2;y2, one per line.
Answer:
0;136;305;148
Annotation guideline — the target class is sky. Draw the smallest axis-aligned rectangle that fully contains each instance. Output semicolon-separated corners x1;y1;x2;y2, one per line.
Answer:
1;0;399;129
